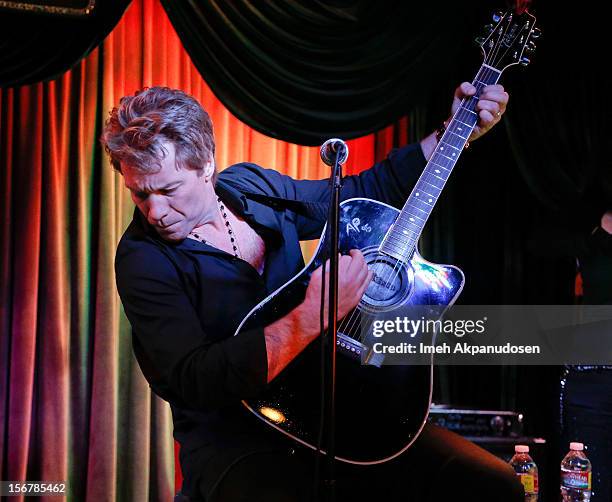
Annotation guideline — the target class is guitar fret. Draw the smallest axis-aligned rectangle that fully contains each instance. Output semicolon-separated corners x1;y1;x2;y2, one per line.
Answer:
387;233;412;244
439;139;462;152
460;105;478;116
417;182;441;196
425;171;446;183
404;213;425;223
386;236;416;249
394;225;420;237
422;171;446;183
447;122;469;135
439;136;461;149
452;118;472;130
399;209;426;221
396;218;423;231
457;108;478;121
397;213;424;226
431;154;453;169
446;132;469;148
409;197;433;211
430;160;450;172
383;235;417;248
422;173;447;188
397;218;423;231
407;203;428;215
412;185;437;198
436;151;456;162
385;234;414;248
444;142;462;152
481;64;502;74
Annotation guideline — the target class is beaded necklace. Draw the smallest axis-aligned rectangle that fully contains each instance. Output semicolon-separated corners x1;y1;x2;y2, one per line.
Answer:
189;196;242;258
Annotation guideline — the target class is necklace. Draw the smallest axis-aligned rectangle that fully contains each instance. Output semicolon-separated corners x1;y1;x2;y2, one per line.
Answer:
189;197;242;258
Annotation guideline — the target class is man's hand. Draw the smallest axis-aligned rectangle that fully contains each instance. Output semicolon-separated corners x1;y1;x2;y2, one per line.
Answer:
264;249;372;382
452;82;509;142
420;82;510;159
298;249;372;336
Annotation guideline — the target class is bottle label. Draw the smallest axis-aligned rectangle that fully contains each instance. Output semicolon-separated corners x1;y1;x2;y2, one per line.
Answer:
518;473;539;494
561;470;591;490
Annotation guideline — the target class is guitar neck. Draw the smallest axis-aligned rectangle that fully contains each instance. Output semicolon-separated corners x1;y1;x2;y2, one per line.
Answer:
380;65;502;261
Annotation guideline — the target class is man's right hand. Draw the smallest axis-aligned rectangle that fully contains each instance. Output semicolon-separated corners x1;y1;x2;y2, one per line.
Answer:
296;249;373;338
264;249;372;382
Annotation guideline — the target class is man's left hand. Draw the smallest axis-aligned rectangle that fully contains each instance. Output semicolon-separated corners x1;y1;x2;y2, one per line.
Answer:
451;82;509;142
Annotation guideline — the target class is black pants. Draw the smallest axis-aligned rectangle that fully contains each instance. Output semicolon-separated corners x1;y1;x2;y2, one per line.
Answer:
193;424;523;502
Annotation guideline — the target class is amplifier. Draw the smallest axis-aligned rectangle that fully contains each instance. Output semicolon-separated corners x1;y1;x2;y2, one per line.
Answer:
427;404;524;437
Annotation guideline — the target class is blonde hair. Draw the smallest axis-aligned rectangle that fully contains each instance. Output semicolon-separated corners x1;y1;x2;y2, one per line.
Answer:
101;87;216;179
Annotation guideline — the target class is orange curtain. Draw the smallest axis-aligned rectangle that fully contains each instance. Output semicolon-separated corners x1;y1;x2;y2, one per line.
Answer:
0;1;411;500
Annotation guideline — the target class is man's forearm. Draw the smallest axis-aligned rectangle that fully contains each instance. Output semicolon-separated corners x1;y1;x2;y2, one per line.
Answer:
419;131;438;161
264;308;319;383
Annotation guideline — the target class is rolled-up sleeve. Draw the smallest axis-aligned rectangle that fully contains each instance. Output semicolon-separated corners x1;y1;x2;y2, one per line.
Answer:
115;242;268;411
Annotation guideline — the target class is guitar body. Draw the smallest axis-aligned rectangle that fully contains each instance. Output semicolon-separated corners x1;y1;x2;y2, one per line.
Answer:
235;198;464;464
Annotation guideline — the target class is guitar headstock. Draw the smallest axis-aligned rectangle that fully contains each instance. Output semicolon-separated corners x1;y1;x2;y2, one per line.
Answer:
476;10;540;73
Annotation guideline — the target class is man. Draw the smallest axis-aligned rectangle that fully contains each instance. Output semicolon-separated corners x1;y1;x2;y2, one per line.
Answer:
103;85;521;501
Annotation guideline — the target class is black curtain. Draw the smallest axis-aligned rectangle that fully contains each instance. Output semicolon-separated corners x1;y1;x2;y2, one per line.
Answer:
0;0;131;88
160;0;509;146
504;5;611;231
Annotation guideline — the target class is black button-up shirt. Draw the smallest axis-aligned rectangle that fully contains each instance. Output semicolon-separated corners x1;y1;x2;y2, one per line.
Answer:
115;143;426;496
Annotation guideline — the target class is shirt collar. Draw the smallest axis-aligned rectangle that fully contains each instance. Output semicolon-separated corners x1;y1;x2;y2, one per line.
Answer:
215;179;283;246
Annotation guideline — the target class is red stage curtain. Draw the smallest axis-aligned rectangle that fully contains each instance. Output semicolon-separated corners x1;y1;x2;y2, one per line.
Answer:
0;1;411;500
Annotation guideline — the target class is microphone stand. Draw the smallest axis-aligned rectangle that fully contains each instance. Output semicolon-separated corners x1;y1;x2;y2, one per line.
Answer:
322;144;345;502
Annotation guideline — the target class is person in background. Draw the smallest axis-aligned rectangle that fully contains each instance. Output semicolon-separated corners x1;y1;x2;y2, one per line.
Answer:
560;209;612;501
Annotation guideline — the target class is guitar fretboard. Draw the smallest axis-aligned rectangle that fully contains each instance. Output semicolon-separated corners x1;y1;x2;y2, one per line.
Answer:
380;65;502;261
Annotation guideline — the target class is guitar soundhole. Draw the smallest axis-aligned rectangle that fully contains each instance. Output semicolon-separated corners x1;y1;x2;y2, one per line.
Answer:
360;248;414;313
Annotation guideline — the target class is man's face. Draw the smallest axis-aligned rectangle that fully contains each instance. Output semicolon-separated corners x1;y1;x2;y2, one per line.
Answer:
122;141;214;241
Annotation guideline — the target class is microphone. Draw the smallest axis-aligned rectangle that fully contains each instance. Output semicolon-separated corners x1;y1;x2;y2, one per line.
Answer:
320;138;349;166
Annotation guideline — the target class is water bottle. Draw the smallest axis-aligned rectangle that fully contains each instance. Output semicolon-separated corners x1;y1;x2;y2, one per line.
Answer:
510;444;539;501
561;442;592;501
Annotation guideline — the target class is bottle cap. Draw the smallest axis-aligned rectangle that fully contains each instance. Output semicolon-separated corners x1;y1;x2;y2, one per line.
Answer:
569;442;584;451
515;445;529;453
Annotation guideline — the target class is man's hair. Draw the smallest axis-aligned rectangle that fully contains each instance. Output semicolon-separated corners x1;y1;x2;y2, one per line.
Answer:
100;87;215;178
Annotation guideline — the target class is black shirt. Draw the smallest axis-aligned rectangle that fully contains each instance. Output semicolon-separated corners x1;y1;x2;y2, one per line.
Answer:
114;143;426;496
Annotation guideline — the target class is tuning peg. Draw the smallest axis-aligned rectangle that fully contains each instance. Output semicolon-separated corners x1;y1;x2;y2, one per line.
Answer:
475;36;486;45
492;10;505;23
520;57;531;66
484;23;495;33
526;41;536;53
530;27;542;40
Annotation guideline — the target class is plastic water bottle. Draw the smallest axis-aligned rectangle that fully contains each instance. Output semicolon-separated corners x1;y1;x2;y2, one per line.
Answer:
561;442;592;501
510;445;539;501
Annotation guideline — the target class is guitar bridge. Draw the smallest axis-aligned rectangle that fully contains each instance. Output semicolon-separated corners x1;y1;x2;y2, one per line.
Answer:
337;332;385;367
